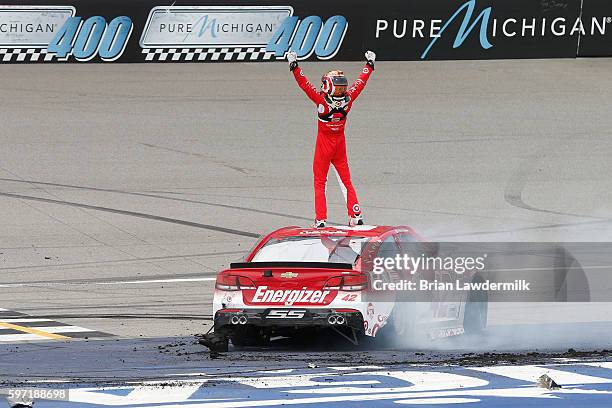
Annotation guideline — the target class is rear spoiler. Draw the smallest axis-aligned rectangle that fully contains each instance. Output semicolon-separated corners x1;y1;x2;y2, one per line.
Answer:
229;261;353;270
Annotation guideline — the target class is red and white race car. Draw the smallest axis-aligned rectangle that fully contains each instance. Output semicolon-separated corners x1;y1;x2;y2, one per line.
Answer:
205;225;487;351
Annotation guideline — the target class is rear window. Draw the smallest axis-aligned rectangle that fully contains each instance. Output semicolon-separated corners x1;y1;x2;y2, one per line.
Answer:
251;235;369;264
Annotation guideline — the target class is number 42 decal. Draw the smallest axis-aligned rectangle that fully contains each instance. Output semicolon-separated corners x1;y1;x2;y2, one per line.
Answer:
48;16;133;61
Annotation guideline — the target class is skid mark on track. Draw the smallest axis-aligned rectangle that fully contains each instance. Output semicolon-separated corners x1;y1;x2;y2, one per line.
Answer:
12;301;209;313
0;276;216;288
0;191;260;238
18;313;212;321
504;139;605;220
0;177;314;223
0;250;244;273
433;217;612;239
141;143;251;175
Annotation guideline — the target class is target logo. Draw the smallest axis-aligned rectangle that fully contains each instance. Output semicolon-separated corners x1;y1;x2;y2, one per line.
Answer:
367;302;374;317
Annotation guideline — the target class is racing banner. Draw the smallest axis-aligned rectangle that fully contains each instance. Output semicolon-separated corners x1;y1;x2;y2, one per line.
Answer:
577;0;612;56
0;0;610;63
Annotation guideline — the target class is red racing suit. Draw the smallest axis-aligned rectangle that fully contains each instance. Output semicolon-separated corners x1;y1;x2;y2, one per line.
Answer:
292;63;374;220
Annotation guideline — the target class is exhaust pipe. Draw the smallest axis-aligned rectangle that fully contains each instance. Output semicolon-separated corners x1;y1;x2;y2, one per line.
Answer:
328;314;345;325
327;315;340;325
230;314;248;325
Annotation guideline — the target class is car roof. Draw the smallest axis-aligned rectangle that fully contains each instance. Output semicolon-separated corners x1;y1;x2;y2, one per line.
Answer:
244;225;424;263
266;225;414;239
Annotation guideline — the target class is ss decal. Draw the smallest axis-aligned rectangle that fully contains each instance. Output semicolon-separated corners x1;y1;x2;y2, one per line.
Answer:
266;310;306;319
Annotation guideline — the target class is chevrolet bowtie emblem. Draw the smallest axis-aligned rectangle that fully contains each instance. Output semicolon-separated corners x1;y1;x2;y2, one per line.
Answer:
280;272;299;279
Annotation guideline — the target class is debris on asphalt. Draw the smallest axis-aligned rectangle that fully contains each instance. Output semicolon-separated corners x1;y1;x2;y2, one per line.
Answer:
308;363;319;368
6;394;33;408
537;374;561;390
198;333;229;353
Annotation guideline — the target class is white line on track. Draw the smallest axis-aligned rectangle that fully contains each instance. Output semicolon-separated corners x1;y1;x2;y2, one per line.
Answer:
3;326;95;334
6;363;612;406
0;333;60;342
469;365;612;384
0;277;216;288
0;309;112;343
584;362;612;370
0;318;53;323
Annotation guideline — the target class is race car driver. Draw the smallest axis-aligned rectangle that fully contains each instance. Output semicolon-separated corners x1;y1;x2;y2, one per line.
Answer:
288;50;376;228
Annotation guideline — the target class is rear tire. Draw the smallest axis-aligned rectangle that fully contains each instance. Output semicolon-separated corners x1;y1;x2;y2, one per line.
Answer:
230;326;270;347
199;332;229;352
379;302;417;347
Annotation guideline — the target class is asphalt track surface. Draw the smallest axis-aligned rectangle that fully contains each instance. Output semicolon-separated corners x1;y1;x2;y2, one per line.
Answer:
1;59;612;406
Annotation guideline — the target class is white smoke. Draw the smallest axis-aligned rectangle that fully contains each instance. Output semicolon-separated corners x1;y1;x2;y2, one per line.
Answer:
382;217;612;352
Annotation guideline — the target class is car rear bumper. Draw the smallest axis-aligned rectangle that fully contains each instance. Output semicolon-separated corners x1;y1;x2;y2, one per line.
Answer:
214;308;364;332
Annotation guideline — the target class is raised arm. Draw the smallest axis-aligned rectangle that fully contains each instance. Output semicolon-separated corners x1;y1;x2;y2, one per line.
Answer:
288;51;324;105
347;51;376;102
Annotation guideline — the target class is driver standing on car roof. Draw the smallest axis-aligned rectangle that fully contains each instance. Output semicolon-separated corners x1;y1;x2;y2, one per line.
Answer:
288;50;376;228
